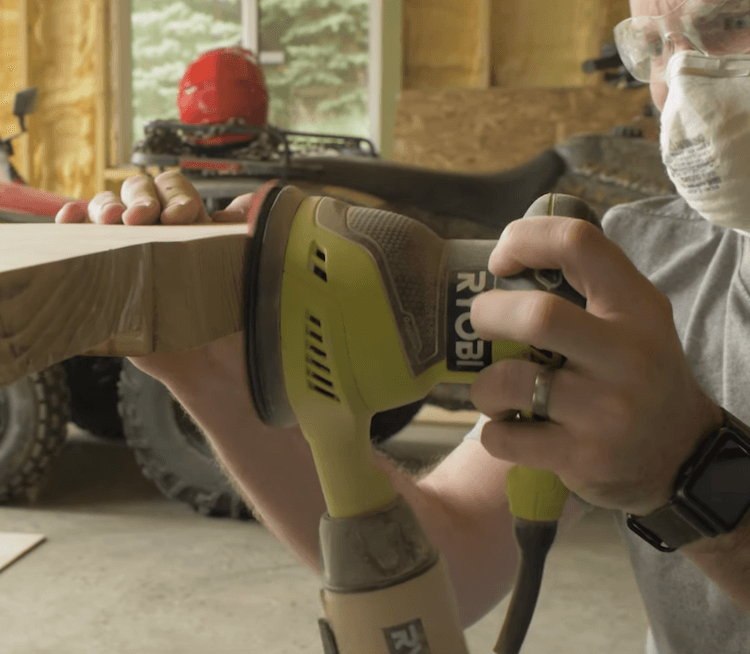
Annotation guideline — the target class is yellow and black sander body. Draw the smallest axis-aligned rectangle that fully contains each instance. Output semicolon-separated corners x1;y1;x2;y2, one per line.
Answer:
243;185;600;654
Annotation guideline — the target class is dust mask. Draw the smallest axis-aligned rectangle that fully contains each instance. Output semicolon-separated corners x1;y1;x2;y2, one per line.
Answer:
660;51;750;232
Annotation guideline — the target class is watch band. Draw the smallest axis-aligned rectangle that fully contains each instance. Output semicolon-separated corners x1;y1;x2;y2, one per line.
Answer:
626;503;714;552
627;408;750;552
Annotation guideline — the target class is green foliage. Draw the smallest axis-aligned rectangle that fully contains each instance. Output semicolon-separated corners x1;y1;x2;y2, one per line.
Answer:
261;0;369;133
130;0;369;148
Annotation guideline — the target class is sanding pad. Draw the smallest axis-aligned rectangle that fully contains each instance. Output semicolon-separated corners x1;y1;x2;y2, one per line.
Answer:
243;183;308;428
245;180;280;236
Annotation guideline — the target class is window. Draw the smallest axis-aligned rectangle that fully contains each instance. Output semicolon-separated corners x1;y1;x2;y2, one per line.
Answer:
112;0;400;164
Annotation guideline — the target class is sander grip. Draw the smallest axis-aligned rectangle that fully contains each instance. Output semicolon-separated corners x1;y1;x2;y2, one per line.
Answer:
496;193;600;654
504;192;601;523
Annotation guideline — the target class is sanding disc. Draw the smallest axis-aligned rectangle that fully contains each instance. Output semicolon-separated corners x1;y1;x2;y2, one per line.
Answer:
245;179;280;235
242;182;308;428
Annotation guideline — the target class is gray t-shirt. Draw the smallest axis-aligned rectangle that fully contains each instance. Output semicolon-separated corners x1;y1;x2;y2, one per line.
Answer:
464;195;750;653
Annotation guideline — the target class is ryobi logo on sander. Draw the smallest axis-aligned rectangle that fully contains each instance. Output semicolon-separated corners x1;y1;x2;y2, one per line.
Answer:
447;269;562;372
447;270;494;372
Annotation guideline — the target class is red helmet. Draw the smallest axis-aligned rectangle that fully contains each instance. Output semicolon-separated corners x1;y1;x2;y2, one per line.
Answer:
177;46;269;145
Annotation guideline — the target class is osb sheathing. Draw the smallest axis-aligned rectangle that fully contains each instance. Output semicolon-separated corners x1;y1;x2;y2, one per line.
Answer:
0;0;24;177
23;0;106;199
393;85;654;172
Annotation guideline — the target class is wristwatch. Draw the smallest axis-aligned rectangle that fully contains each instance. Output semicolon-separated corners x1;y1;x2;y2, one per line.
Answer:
626;409;750;552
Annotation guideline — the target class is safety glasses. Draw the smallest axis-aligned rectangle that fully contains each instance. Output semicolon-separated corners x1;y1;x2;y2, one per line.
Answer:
614;0;750;82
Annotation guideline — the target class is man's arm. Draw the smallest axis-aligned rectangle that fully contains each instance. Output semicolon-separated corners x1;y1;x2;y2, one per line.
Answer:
682;499;750;611
158;333;583;628
469;213;750;613
53;171;535;628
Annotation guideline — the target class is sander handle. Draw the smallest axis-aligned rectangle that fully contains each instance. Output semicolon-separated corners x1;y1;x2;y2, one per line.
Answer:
503;192;601;522
496;193;601;654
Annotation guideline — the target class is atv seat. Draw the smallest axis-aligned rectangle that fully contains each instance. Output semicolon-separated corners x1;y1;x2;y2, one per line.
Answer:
284;148;567;231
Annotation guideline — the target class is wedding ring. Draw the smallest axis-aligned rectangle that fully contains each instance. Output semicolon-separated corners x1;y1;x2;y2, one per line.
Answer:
531;365;556;420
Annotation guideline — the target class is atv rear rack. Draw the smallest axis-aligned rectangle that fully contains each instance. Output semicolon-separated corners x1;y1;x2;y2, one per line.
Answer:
131;120;378;176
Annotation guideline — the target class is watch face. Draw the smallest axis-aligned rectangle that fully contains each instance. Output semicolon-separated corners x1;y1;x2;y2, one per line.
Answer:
684;431;750;530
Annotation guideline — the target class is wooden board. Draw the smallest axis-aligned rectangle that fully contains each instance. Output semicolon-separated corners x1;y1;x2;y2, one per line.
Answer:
0;223;248;386
0;533;45;573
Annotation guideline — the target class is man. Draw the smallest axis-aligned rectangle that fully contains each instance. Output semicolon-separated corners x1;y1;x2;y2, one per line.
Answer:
56;1;750;651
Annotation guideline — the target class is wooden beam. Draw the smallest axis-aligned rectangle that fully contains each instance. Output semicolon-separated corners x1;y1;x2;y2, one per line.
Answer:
108;0;132;168
369;0;403;159
0;223;249;387
95;0;106;194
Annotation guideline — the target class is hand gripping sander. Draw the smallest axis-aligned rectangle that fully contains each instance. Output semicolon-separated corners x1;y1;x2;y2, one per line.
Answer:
242;184;601;654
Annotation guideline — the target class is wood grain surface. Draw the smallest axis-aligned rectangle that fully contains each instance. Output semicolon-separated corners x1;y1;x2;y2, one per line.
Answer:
0;223;249;386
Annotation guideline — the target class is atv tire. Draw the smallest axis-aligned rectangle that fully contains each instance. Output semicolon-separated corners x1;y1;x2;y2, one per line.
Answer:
62;356;124;440
371;400;425;444
118;359;423;520
0;365;70;504
118;360;253;520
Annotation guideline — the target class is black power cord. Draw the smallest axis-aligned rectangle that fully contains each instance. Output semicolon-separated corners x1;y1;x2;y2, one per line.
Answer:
493;518;558;654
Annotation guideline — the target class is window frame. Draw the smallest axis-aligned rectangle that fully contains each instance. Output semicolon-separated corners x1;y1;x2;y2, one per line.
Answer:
108;0;401;168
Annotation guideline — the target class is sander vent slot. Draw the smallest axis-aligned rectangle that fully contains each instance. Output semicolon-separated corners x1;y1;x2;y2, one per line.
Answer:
308;344;326;358
307;328;324;344
305;312;339;402
309;372;333;388
310;244;328;282
307;357;331;374
311;384;338;400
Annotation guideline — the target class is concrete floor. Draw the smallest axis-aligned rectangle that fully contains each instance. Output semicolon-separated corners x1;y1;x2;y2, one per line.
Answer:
0;422;649;654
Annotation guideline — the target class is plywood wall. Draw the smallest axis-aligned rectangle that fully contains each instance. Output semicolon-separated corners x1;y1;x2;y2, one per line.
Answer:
397;0;649;175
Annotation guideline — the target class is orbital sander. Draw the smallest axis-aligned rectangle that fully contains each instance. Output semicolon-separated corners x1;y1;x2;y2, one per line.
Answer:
242;184;600;654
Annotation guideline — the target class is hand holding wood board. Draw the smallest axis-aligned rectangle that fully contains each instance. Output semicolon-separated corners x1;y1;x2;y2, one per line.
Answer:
0;222;249;387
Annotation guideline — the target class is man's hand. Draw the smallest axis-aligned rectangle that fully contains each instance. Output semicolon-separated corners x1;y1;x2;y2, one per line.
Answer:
469;215;724;517
55;170;253;225
55;171;256;384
